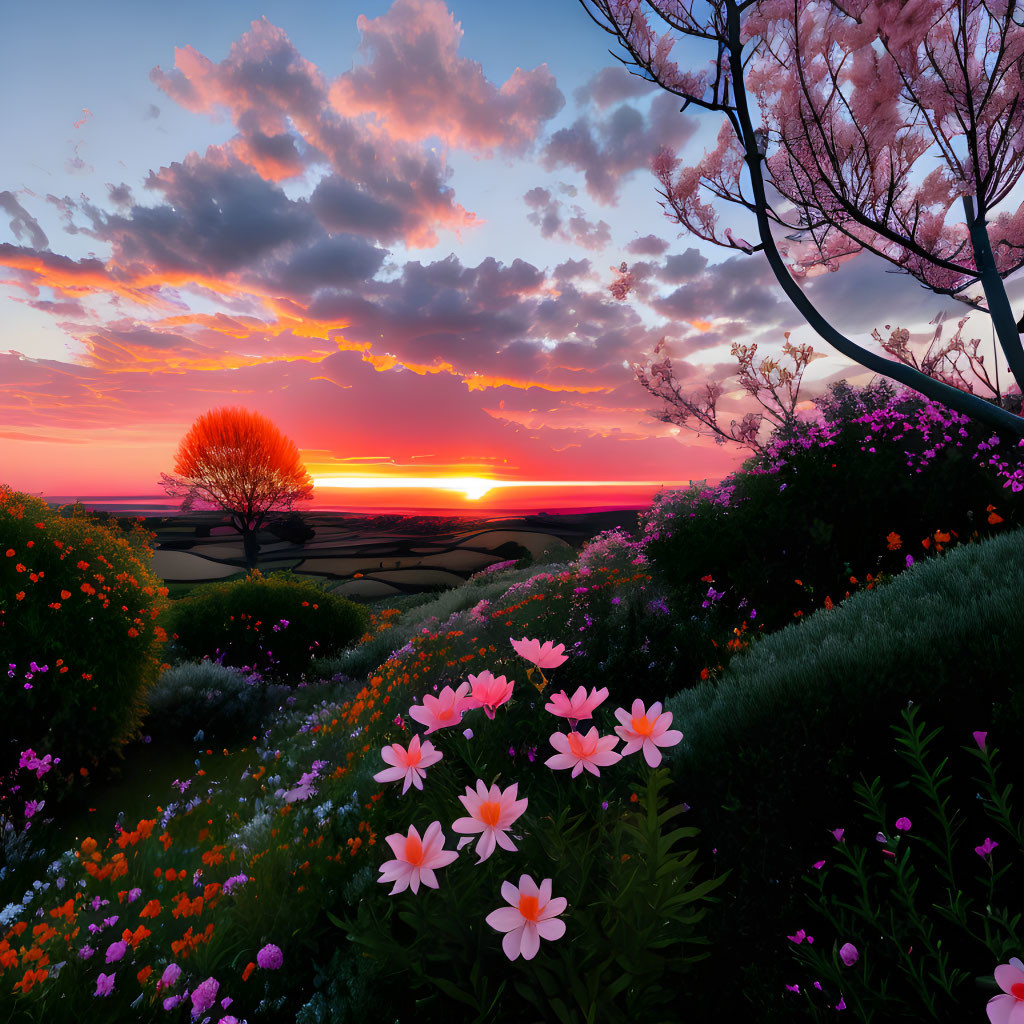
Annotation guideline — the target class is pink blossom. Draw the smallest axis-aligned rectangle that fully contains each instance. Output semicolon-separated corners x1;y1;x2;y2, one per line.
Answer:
158;963;182;990
510;637;568;669
840;942;859;966
787;929;813;944
95;972;115;997
105;940;127;963
408;682;473;734
191;977;220;1018
612;698;684;767
976;837;999;859
256;943;283;970
545;727;622;778
485;875;567;961
372;733;443;795
451;780;528;864
974;731;988;752
462;670;515;719
987;957;1024;1024
544;685;609;723
895;817;912;831
377;821;459;895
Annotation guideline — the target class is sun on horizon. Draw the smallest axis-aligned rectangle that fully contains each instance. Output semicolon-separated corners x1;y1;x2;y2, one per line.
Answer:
311;476;688;501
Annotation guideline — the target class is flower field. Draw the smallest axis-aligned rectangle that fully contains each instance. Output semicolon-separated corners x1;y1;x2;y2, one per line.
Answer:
3;382;1024;1023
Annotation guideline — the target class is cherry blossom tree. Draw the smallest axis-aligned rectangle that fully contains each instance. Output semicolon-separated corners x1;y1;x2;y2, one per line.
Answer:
580;0;1024;437
159;407;314;568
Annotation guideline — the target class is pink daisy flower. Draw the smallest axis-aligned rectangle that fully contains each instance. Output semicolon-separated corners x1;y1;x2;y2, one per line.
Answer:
612;699;684;768
510;637;568;669
462;670;515;719
377;821;459;895
544;685;609;724
987;956;1024;1024
372;734;443;795
408;682;473;734
451;780;529;863
485;875;567;961
545;727;622;778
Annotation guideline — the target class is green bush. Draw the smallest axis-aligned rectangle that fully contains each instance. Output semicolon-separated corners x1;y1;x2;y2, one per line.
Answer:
164;570;369;682
144;660;292;743
659;525;1024;1020
0;487;169;776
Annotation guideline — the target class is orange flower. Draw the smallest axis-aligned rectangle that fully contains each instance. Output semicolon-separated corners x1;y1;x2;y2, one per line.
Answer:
242;961;256;982
988;510;1004;524
137;965;152;985
139;899;161;919
885;531;902;550
60;590;71;600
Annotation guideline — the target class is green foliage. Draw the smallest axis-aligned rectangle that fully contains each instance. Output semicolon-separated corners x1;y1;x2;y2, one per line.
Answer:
791;707;1023;1021
165;570;369;681
144;660;292;742
659;525;1024;1019
0;487;169;772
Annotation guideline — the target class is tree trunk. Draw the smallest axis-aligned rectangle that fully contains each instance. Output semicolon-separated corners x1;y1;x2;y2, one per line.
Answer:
243;526;260;570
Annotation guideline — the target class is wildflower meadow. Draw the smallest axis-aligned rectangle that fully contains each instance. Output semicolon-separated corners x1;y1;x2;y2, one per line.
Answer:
2;381;1024;1022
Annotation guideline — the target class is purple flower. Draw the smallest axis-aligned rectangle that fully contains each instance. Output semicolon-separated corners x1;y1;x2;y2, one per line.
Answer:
256;943;283;970
787;929;813;944
159;963;182;990
222;874;249;896
95;972;116;997
975;837;999;859
839;942;859;966
831;828;845;842
127;887;142;903
79;944;95;960
895;817;911;831
973;730;988;752
163;994;183;1011
105;940;127;963
191;977;220;1017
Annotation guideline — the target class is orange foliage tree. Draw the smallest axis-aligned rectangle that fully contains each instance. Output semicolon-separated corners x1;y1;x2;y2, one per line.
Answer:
159;407;314;567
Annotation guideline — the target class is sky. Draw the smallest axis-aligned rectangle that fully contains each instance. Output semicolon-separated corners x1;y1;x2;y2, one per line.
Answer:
3;0;1024;513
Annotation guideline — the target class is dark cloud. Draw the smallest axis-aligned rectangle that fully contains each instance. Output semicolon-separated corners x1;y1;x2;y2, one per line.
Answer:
542;92;698;204
659;248;708;283
274;235;388;294
523;187;611;251
144;104;161;120
553;258;591;280
625;234;669;256
574;66;652;110
106;183;134;208
0;192;48;250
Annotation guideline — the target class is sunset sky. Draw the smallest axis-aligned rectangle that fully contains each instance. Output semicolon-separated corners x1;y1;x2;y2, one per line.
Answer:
4;0;1023;512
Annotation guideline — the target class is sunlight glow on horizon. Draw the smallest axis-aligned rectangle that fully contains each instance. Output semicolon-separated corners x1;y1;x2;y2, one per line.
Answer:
312;476;689;500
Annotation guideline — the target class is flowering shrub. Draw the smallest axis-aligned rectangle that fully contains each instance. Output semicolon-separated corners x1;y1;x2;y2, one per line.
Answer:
165;570;369;682
328;639;724;1023
788;708;1023;1021
641;380;1022;637
0;487;169;776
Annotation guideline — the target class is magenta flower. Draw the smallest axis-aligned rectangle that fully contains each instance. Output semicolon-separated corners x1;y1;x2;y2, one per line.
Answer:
612;699;684;768
408;682;473;734
105;939;127;963
974;731;988;752
451;780;528;864
976;837;1000;859
545;727;622;778
831;828;845;842
463;670;515;719
256;943;283;970
510;637;568;669
94;972;115;997
840;942;859;966
377;822;459;895
987;957;1024;1024
158;962;182;991
485;875;567;961
895;817;912;831
372;734;443;795
191;977;220;1017
544;685;609;724
786;929;813;944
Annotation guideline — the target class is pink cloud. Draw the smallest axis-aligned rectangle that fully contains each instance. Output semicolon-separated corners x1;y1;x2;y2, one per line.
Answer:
329;0;564;155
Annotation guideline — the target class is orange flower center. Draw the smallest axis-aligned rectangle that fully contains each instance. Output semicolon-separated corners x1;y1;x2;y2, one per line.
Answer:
1012;982;1024;1001
436;707;453;721
518;894;540;922
479;800;502;827
567;732;590;758
631;714;655;736
404;746;422;767
403;833;424;866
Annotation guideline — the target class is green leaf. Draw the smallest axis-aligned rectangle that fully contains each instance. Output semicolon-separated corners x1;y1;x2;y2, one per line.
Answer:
429;975;479;1008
